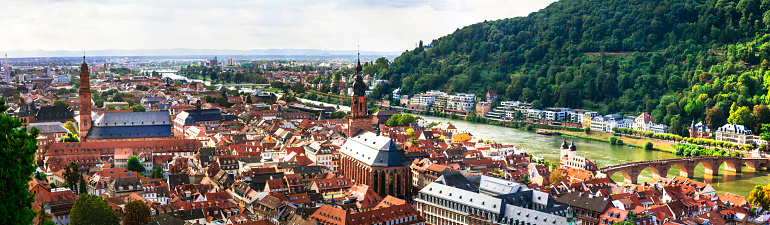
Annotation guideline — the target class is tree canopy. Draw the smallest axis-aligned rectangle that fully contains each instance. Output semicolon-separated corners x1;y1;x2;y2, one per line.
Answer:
63;162;82;193
63;121;79;135
131;105;146;112
123;200;151;225
749;184;770;210
69;194;120;225
61;132;80;142
0;98;39;224
150;165;164;179
126;156;145;173
385;114;419;127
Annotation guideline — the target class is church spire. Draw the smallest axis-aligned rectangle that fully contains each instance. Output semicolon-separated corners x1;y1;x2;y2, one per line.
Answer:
352;47;366;97
355;48;362;74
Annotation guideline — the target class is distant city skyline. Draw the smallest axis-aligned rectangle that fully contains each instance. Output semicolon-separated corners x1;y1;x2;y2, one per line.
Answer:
2;0;555;55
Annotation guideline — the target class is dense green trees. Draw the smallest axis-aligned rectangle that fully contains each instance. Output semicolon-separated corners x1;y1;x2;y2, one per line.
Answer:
69;194;120;225
131;105;146;112
53;100;67;107
123;200;151;225
385;114;419;127
37;200;54;225
150;166;164;179
746;185;770;209
63;162;82;193
78;178;87;195
0;98;39;224
178;65;268;84
61;132;79;142
126;156;145;173
63;121;78;135
644;141;654;150
749;184;770;210
378;0;770;136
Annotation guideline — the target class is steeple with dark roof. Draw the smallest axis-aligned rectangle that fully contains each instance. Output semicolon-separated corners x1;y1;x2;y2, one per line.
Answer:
352;52;367;97
348;49;373;136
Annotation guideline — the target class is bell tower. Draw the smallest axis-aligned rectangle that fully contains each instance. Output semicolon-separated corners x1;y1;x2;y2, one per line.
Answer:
348;52;372;136
78;55;92;141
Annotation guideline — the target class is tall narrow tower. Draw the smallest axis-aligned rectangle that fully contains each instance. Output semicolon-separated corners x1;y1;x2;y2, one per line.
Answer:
3;54;10;83
78;56;92;141
348;53;372;136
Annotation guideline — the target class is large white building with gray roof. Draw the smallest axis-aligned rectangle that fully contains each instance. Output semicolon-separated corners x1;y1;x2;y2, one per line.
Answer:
415;174;570;225
479;175;529;196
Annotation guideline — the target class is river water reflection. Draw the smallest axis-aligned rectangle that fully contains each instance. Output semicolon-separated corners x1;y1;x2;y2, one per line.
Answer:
416;114;769;196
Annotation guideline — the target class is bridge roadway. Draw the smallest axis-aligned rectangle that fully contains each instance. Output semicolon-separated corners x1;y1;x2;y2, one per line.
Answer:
219;83;270;88
598;156;769;184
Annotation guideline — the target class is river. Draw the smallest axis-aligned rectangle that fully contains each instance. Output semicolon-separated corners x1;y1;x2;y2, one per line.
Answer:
415;114;769;196
290;96;768;195
159;71;211;86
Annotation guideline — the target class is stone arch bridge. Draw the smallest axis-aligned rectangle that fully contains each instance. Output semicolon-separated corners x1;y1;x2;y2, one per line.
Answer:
599;156;769;184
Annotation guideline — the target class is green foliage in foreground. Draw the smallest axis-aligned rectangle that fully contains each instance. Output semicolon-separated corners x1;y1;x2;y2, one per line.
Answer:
0;98;38;224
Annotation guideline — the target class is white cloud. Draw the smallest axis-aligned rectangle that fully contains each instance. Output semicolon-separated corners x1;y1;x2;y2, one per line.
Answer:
0;0;556;52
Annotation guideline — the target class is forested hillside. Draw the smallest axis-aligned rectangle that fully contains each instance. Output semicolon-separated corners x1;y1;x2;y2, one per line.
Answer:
375;0;770;136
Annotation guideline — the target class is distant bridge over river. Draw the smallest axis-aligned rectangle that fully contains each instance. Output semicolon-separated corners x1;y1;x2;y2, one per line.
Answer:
599;156;769;184
219;83;270;89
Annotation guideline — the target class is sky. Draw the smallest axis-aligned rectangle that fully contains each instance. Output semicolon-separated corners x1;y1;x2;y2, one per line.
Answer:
1;0;556;53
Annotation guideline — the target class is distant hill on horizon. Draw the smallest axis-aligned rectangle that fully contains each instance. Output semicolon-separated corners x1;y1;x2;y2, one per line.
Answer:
3;48;403;58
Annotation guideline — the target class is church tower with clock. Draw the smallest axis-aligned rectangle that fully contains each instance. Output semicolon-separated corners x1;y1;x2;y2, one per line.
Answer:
348;53;372;136
78;56;92;141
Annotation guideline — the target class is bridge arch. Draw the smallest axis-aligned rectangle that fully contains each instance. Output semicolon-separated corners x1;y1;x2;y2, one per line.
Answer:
720;160;742;173
745;160;767;171
669;163;695;179
607;171;638;185
700;160;720;176
649;164;671;180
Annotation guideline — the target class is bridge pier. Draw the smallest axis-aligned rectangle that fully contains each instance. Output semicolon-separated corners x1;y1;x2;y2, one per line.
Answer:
703;161;719;176
746;159;768;171
725;161;742;173
703;166;719;176
650;165;671;180
623;166;644;184
675;164;696;179
625;176;638;185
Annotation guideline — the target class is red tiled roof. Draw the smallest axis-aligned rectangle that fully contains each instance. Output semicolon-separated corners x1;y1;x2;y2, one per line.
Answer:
346;184;382;210
312;177;352;191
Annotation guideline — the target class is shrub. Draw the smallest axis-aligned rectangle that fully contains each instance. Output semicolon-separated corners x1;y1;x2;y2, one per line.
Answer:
644;141;654;150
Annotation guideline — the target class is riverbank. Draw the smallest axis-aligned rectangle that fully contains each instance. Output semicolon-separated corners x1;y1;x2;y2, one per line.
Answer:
557;130;676;153
414;114;769;196
390;105;680;154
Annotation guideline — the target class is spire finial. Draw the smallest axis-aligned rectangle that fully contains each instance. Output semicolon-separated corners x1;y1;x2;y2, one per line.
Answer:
355;46;363;74
83;51;86;62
